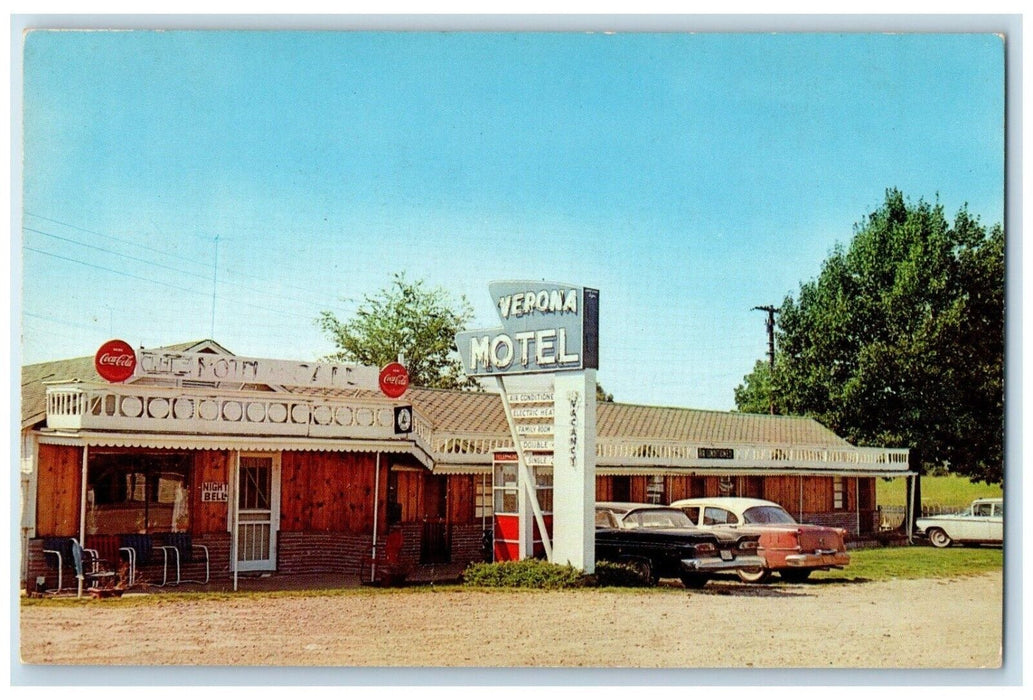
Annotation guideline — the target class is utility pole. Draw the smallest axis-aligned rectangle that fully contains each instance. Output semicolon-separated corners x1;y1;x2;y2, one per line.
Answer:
752;305;778;414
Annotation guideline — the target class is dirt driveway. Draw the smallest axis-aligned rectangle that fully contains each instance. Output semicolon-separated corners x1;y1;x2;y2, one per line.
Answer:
18;572;1002;670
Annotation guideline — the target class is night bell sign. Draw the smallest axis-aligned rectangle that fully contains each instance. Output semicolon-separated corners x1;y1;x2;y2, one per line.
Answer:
455;281;599;376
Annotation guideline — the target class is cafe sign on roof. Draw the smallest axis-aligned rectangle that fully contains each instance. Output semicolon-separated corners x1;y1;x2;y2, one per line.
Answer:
455;281;599;376
134;348;380;390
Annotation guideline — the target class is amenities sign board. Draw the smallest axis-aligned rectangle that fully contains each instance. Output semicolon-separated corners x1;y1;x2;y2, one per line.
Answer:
455;281;599;376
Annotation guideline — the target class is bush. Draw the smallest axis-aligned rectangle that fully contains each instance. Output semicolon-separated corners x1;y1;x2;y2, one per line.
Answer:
462;560;590;589
462;559;652;589
593;560;652;587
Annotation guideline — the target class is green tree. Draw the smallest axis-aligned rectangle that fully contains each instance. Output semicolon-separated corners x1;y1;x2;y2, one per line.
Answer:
318;273;480;391
596;383;614;402
733;360;773;414
735;189;1004;484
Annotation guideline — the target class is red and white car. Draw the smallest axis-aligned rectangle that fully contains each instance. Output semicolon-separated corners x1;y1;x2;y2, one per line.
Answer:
670;497;850;583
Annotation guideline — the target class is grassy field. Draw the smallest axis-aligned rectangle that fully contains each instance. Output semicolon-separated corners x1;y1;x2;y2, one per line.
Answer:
21;544;1003;609
876;474;1002;508
812;544;1002;582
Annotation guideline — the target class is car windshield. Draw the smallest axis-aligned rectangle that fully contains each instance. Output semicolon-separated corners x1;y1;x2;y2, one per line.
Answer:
622;509;695;529
742;505;797;525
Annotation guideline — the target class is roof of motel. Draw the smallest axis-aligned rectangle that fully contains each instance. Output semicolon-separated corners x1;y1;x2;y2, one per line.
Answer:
20;340;851;448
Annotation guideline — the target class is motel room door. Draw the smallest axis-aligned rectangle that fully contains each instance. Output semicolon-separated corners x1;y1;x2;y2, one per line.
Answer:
234;453;281;572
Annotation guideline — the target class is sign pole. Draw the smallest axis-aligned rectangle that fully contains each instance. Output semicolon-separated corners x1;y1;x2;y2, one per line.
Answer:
552;370;596;572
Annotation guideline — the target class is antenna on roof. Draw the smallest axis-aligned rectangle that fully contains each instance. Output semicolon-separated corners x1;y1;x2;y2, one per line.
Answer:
210;235;219;339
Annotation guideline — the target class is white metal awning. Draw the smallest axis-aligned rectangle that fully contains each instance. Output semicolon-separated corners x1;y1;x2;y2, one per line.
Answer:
35;430;431;466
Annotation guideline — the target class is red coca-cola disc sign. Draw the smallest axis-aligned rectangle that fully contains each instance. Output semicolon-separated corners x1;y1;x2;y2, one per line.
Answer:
379;362;410;398
94;339;137;383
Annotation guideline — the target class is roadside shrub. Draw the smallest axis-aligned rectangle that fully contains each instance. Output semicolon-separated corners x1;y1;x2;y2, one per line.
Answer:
593;560;651;587
462;559;652;589
462;560;591;589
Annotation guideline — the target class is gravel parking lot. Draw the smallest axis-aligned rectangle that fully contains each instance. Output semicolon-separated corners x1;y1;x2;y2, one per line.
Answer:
18;571;1002;670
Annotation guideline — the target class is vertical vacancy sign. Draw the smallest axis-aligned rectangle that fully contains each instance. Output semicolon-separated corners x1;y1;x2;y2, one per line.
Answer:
456;282;598;571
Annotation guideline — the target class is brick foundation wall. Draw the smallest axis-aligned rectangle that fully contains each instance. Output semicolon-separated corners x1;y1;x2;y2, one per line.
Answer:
26;524;523;591
395;522;423;570
24;533;231;591
804;511;880;538
450;523;488;567
25;539;52;592
276;531;373;576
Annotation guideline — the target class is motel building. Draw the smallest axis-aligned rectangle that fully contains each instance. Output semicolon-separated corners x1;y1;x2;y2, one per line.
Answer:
20;338;912;592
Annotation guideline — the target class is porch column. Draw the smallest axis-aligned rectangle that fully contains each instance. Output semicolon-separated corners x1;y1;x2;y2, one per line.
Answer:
231;450;240;591
856;477;861;536
77;444;89;598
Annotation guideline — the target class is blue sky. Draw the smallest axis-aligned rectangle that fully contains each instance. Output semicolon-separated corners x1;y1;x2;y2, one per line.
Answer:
16;29;1005;411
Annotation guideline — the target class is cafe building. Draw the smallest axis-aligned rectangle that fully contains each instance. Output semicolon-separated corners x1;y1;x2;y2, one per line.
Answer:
20;339;911;591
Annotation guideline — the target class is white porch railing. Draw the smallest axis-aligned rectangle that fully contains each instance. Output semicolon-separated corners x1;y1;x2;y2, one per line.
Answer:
427;431;909;473
429;431;515;463
44;383;909;473
45;382;422;444
596;439;909;470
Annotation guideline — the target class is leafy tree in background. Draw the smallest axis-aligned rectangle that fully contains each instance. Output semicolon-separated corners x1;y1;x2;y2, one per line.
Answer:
735;189;1004;484
318;272;480;391
733;360;773;414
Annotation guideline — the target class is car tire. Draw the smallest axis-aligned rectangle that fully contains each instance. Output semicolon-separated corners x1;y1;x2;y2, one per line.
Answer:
927;528;953;548
680;574;710;589
737;566;772;584
624;558;658;586
779;569;812;583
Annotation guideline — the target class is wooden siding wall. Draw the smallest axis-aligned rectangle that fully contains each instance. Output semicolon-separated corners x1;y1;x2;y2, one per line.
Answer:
666;476;693;502
595;475;651;502
392;469;452;523
191;450;230;535
281;451;380;534
593;474;873;517
448;475;476;525
858;477;875;510
36;444;82;537
394;470;424;523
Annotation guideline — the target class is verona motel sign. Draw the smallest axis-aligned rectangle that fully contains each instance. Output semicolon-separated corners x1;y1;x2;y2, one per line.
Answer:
456;281;599;572
456;282;599;375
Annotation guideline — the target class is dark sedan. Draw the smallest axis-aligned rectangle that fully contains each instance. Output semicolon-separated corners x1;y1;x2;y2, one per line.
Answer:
594;502;765;588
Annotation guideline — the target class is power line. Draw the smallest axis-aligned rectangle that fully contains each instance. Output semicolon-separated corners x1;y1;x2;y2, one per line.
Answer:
22;213;360;312
24;226;210;282
25;212;214;269
23;247;316;321
22;224;352;314
25;246;212;296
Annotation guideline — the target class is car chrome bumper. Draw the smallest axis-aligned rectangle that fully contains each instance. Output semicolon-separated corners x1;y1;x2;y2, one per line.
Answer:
681;554;767;573
783;551;850;569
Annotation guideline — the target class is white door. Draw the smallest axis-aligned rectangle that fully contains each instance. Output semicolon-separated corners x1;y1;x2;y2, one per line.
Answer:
234;453;280;571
